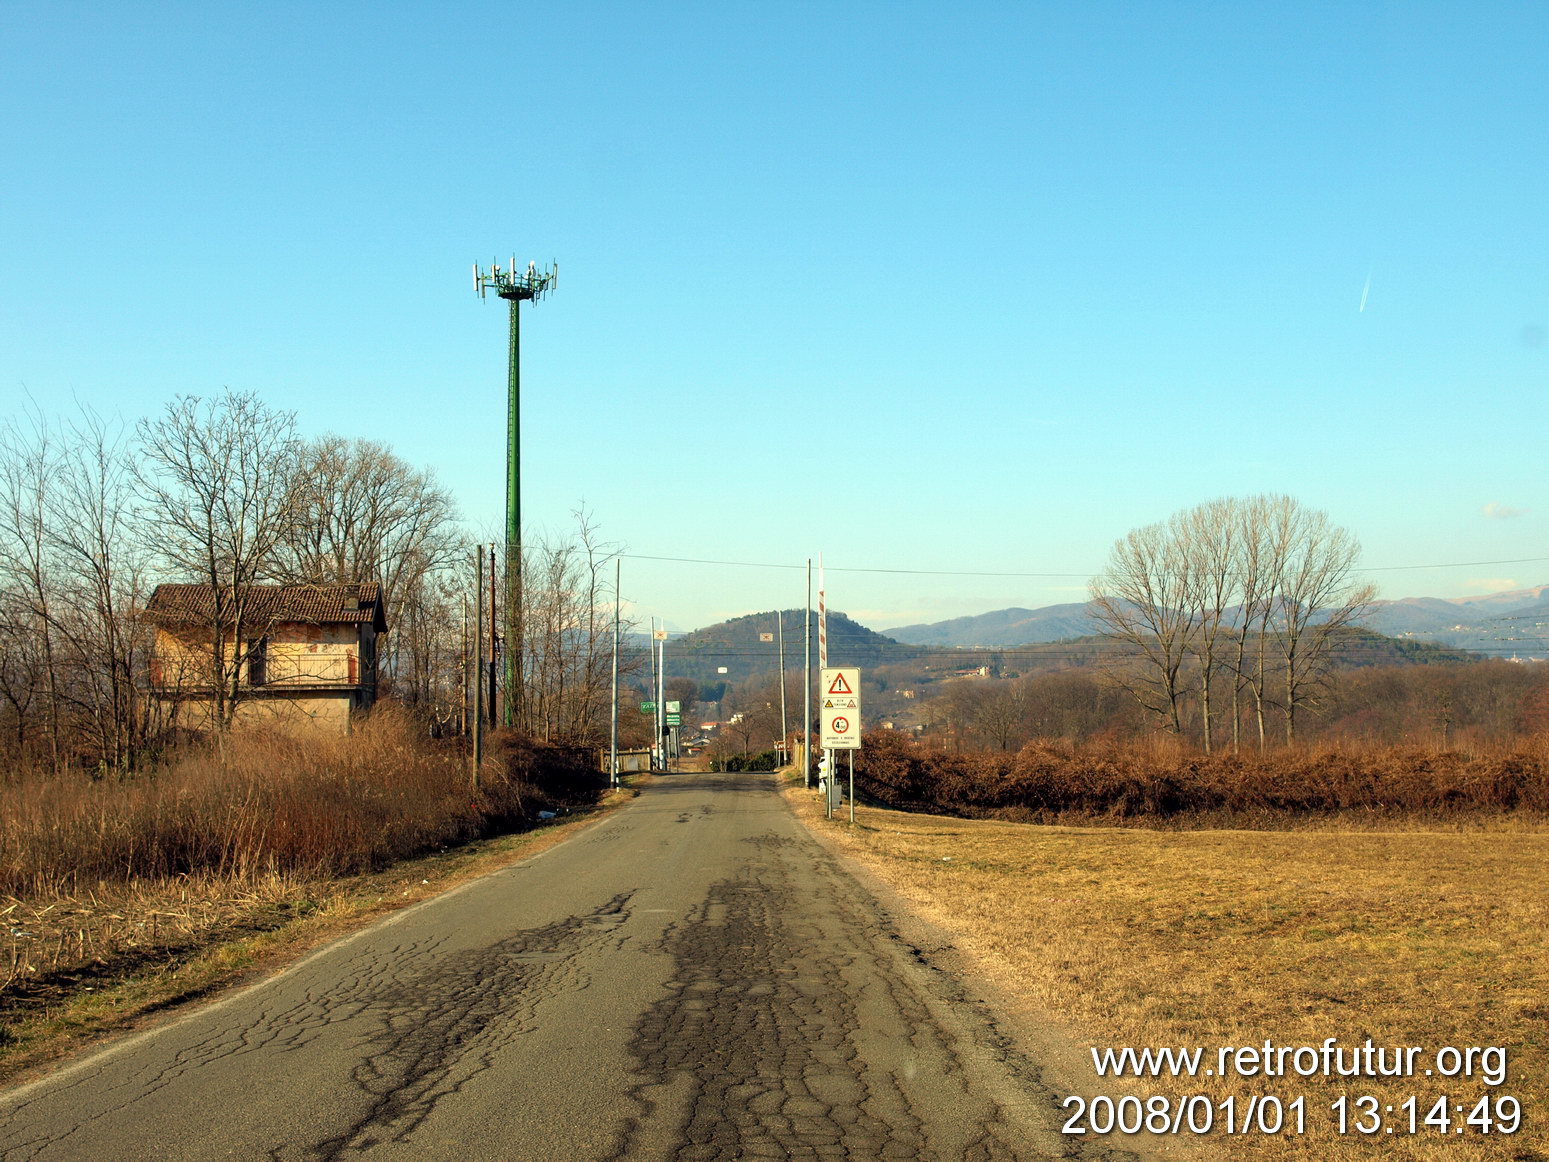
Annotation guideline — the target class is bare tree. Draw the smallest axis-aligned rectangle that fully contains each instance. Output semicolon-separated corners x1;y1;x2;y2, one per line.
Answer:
1089;520;1198;734
277;436;458;630
135;392;301;732
0;411;62;769
517;509;629;744
972;680;1033;751
719;675;782;757
1228;495;1275;750
45;408;155;769
1181;499;1236;752
1261;496;1375;742
0;585;44;759
274;436;461;712
1090;494;1372;747
391;559;467;730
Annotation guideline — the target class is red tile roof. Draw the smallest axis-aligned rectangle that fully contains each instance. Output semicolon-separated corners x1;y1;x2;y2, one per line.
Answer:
144;583;387;632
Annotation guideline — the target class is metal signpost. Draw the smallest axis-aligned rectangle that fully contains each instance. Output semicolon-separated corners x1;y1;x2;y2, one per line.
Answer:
654;628;668;767
820;667;861;749
821;666;860;820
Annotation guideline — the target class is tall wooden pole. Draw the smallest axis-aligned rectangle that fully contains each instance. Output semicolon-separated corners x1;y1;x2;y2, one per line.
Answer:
472;549;483;787
488;544;498;726
610;558;620;786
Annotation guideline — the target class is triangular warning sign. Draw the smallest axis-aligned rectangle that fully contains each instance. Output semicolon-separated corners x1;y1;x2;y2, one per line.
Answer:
824;699;834;708
826;673;853;695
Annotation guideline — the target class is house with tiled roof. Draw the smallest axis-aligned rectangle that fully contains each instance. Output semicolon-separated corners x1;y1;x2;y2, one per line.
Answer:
143;582;387;733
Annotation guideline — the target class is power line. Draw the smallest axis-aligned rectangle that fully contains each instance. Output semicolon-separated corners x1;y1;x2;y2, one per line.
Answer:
622;553;806;571
621;551;1549;579
1358;555;1549;573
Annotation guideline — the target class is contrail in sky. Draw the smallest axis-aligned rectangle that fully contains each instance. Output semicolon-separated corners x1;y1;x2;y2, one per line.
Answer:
1359;268;1372;313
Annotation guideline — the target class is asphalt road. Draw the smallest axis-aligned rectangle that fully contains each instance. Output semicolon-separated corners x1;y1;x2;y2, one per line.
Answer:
0;772;1128;1161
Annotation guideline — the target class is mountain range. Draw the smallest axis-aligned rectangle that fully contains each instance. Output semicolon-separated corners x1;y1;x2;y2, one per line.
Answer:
883;585;1549;658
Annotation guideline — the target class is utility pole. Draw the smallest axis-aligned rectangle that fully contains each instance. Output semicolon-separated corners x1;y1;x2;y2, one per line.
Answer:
610;558;620;787
776;609;787;762
473;257;557;731
472;548;484;787
649;618;661;770
487;543;497;726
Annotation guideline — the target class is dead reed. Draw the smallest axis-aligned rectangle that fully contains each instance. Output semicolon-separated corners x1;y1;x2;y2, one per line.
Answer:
0;711;603;1011
0;709;601;899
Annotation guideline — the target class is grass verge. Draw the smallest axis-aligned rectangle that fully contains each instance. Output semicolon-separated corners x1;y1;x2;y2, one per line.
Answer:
0;783;640;1087
785;785;1549;1160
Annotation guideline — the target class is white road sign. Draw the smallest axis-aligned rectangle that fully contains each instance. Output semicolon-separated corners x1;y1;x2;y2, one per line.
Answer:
820;667;861;749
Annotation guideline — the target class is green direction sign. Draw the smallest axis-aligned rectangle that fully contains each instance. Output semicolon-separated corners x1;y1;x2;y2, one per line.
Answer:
666;714;682;726
640;701;656;714
665;700;681;713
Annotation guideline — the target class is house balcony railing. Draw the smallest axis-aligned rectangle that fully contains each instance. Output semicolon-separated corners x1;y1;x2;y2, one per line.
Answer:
255;655;359;686
149;654;364;689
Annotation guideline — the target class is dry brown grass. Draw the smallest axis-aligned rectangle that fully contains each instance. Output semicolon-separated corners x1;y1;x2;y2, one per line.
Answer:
0;784;637;1083
787;786;1549;1160
0;711;608;1067
0;708;601;898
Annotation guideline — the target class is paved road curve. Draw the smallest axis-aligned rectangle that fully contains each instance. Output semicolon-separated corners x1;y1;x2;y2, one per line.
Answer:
0;773;1126;1161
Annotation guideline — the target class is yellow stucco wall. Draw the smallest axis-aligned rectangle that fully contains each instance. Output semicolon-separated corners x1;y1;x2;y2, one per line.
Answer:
151;622;371;735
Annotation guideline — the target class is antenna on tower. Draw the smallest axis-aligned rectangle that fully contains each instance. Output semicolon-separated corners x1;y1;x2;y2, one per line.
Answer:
471;256;559;304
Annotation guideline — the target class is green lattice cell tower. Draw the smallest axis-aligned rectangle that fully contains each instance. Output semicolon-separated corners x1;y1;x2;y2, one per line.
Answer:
473;257;558;729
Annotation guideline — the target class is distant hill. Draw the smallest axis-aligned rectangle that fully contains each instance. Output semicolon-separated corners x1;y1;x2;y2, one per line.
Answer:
661;603;1478;693
1361;583;1549;658
654;583;1515;699
877;587;1549;658
665;609;910;684
886;603;1099;647
887;626;1477;676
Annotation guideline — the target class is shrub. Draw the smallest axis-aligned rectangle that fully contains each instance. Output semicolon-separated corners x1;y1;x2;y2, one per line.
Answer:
851;731;1549;826
711;750;777;772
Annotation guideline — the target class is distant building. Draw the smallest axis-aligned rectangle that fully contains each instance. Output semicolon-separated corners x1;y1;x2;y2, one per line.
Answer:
945;666;990;679
144;582;387;733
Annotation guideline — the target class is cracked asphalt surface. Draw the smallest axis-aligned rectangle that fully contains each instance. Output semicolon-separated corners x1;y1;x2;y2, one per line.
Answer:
0;772;1135;1161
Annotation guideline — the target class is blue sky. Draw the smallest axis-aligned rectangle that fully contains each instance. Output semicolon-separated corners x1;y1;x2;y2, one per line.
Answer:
4;2;1547;631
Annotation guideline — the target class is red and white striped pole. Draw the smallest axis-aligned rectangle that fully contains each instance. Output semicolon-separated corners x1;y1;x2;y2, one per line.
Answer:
818;554;827;669
818;555;832;816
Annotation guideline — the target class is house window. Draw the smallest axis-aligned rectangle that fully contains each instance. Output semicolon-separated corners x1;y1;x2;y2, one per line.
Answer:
248;637;269;686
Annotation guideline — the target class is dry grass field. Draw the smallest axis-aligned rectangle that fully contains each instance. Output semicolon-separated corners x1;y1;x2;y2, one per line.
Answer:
787;785;1549;1160
0;717;617;1079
